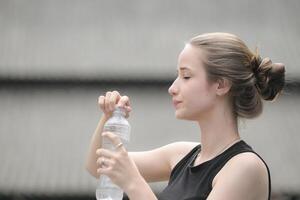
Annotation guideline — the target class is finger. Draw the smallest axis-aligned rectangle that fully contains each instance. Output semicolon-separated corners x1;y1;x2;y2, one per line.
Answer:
109;91;121;112
102;132;126;152
96;156;105;166
117;96;131;118
124;106;131;118
117;96;130;108
96;148;115;158
96;156;113;167
97;158;113;172
125;106;132;112
105;91;112;112
97;165;112;175
98;96;105;111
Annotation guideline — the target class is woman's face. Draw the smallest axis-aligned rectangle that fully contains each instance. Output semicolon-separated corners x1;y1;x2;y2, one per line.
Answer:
168;44;219;121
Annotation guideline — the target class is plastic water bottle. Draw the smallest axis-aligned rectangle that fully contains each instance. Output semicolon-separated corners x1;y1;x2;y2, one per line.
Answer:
96;106;131;200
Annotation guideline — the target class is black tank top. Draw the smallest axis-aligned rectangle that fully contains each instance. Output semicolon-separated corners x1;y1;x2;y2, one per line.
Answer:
158;140;271;200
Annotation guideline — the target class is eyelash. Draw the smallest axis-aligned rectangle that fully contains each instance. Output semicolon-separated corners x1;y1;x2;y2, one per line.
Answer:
175;73;191;80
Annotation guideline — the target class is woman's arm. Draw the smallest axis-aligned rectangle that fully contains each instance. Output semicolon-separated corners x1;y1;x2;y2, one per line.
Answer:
85;90;176;182
97;132;158;200
124;174;158;200
85;91;197;199
85;114;109;177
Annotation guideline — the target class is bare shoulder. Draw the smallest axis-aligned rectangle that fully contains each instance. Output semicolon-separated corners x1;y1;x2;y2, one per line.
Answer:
211;152;269;200
225;152;269;180
167;141;200;169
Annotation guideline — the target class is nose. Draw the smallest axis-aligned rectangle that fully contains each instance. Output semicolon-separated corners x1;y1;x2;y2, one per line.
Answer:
168;79;178;96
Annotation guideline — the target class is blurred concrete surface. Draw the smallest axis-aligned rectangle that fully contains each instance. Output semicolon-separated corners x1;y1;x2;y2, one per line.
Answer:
0;0;299;80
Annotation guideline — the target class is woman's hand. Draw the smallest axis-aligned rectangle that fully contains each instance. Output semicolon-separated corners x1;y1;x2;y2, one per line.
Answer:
96;132;143;193
98;91;132;119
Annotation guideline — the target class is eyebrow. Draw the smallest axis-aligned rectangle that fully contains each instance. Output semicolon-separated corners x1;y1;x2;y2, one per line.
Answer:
176;67;192;72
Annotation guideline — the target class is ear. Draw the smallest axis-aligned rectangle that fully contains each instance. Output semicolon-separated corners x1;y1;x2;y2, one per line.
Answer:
215;78;232;96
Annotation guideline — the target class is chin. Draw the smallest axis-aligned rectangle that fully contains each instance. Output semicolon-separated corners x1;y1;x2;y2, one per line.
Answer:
175;109;202;121
175;110;192;120
174;110;183;119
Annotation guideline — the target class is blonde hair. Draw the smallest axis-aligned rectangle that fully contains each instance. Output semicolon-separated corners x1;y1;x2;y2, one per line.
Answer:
189;32;285;118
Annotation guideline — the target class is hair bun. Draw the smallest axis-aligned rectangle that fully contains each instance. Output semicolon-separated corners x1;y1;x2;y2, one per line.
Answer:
253;57;285;101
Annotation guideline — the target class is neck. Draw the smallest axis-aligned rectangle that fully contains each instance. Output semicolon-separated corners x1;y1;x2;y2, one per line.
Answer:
196;101;240;161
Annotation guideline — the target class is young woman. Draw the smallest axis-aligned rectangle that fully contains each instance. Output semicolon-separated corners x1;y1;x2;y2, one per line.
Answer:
85;32;285;200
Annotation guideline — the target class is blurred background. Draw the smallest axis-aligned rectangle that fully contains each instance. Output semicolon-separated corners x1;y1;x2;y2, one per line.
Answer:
0;0;299;199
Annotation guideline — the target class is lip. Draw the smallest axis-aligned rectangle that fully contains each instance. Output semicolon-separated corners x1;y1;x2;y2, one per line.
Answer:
173;100;182;108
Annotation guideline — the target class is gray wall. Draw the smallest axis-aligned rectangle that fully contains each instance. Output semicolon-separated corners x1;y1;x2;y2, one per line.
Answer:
0;0;299;197
1;0;300;80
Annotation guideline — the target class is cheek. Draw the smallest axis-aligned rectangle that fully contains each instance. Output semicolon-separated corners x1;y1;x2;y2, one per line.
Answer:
175;82;217;120
187;87;216;113
191;95;213;111
189;85;214;106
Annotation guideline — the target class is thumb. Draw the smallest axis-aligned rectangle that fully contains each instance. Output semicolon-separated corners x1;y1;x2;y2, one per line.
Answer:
117;96;130;108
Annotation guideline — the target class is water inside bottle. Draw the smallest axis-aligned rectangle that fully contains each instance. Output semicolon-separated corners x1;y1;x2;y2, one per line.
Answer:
103;124;130;141
102;124;130;150
96;175;123;200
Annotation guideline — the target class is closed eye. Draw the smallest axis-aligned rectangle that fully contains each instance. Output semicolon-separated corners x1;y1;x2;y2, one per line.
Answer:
183;77;191;80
